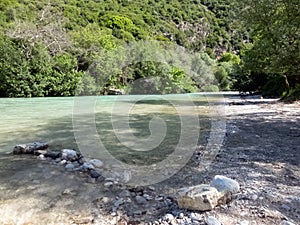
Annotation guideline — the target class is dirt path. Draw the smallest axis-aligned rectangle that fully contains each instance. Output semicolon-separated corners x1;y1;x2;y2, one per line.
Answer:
0;97;299;225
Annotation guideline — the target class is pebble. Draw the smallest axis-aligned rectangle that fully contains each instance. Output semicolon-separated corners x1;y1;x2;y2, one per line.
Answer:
104;182;114;187
251;194;258;201
114;198;124;208
281;204;291;211
190;212;202;222
148;186;156;191
119;190;131;198
135;195;147;205
240;220;250;225
87;177;96;183
102;197;110;204
59;159;67;165
62;188;72;195
206;216;222;225
178;213;184;219
163;213;175;222
90;170;102;179
281;221;296;225
37;154;45;160
55;158;61;163
143;193;153;200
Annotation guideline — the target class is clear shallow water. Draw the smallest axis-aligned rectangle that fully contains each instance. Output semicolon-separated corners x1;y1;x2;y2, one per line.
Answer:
0;94;219;154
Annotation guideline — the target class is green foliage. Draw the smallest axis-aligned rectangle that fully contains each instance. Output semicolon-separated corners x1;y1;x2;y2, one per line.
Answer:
233;0;300;96
0;0;252;97
0;35;83;97
215;52;240;90
262;75;288;98
71;24;117;50
47;53;83;96
282;84;300;101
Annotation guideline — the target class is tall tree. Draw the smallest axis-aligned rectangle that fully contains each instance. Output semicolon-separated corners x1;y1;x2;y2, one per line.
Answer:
235;0;300;91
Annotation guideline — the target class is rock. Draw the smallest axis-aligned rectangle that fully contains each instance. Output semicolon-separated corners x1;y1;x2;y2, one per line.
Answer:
190;212;202;222
44;151;60;159
148;186;156;191
13;142;48;154
143;193;153;200
107;88;125;95
177;184;223;211
80;162;95;171
59;159;67;165
62;188;73;195
104;181;114;187
281;204;291;211
121;170;131;183
88;177;96;183
281;221;296;225
119;190;131;198
65;163;75;171
37;154;46;160
135;195;147;205
117;217;128;225
34;150;47;155
239;220;250;225
210;175;240;194
61;149;78;161
55;158;61;163
114;198;124;208
206;216;222;225
101;197;110;204
251;194;258;201
163;213;175;223
90;170;102;179
89;159;104;168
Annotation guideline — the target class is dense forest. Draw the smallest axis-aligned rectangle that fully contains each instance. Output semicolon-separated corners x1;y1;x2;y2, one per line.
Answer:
0;0;299;99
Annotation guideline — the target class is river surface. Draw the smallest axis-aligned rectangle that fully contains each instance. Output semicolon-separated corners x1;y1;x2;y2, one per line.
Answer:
0;94;224;155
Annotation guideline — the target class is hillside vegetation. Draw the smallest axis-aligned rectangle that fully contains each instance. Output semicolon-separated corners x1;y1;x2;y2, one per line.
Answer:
0;0;299;99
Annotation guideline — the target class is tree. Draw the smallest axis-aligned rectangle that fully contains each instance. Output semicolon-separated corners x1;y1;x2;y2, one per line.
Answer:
234;0;300;95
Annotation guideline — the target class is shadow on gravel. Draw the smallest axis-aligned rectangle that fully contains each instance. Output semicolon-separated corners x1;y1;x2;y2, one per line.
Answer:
207;108;300;223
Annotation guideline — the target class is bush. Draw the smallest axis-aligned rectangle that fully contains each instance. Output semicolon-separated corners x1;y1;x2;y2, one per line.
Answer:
262;75;287;98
